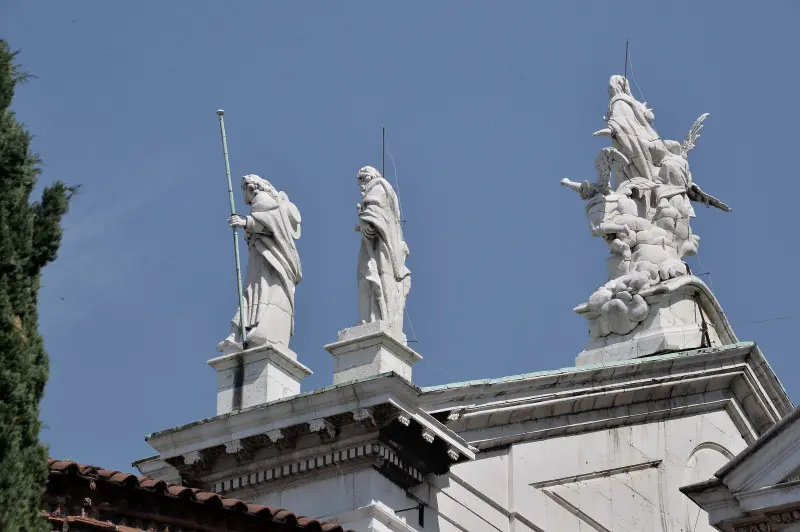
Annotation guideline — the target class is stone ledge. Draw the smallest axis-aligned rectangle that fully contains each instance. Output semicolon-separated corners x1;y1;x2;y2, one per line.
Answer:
325;323;422;385
335;320;407;344
208;343;312;380
325;332;422;364
208;344;312;415
144;373;475;469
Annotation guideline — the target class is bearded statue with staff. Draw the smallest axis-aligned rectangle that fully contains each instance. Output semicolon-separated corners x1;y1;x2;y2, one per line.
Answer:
218;174;302;354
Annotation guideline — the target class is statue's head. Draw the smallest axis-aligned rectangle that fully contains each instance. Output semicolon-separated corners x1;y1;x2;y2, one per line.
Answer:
357;166;381;186
242;174;278;205
608;75;631;98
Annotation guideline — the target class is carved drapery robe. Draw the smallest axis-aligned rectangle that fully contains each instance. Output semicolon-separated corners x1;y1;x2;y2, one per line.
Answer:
606;81;662;185
227;190;302;349
357;177;410;337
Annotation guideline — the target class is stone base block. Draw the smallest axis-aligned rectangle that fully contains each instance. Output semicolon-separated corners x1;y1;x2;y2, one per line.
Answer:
324;322;422;385
575;276;727;366
208;343;312;415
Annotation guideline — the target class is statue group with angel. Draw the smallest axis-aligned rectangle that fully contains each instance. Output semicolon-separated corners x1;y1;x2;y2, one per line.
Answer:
561;75;731;336
213;71;733;353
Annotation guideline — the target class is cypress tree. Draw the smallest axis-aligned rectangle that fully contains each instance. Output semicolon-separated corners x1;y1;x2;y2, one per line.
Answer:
0;40;76;531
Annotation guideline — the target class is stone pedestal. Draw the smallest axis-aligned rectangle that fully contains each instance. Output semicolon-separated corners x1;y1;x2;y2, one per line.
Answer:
324;321;422;385
574;276;732;366
208;344;312;415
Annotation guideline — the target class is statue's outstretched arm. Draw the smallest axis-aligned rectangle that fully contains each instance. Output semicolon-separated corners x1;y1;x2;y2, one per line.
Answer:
561;178;583;193
687;183;732;212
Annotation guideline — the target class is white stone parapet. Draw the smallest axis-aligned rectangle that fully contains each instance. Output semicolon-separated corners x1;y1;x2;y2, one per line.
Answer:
208;343;312;415
324;321;422;385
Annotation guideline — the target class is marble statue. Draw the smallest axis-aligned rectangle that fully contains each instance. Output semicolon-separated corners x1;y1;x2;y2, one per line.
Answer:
218;175;302;354
355;166;410;339
562;75;731;337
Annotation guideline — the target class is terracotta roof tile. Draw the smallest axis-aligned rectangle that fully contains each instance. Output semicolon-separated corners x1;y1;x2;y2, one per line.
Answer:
48;458;80;473
195;490;222;504
221;498;249;511
274;511;299;526
136;477;166;491
247;502;279;519
46;458;352;532
166;484;195;497
297;516;325;530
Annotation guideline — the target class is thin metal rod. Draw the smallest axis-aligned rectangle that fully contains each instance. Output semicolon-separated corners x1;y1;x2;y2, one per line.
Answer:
624;38;629;86
217;109;248;347
382;124;385;177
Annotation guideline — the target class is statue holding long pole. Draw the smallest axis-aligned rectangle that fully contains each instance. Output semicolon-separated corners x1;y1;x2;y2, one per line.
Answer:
216;111;304;356
216;110;248;349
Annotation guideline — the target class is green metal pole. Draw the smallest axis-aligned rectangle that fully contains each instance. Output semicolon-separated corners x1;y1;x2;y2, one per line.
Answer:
216;109;248;348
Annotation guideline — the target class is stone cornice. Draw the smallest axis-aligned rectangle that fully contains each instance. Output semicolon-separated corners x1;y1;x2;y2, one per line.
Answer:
146;375;419;457
731;504;800;532
725;428;800;494
218;431;377;481
421;343;791;450
146;376;472;463
212;441;424;495
422;343;753;404
746;345;793;422
736;480;800;513
682;453;800;528
719;407;800;492
465;393;744;450
141;374;474;492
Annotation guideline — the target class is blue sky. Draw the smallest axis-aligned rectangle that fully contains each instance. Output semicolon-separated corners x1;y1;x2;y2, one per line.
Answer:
3;1;799;474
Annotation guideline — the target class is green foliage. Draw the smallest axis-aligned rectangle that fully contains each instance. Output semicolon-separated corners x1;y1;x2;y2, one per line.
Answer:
0;40;75;532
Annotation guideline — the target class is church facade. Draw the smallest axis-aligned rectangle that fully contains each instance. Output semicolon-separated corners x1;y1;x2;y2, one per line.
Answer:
134;75;795;532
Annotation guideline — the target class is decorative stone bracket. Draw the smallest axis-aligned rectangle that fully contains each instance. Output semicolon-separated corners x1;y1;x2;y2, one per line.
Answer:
352;408;375;428
212;441;424;494
183;451;203;466
733;507;800;531
308;418;337;442
224;439;254;463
